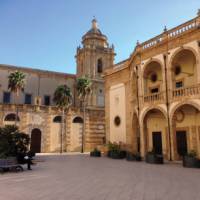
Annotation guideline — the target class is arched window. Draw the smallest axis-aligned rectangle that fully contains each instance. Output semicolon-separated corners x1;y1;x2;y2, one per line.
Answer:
4;113;20;121
53;116;62;123
73;117;83;123
97;58;103;73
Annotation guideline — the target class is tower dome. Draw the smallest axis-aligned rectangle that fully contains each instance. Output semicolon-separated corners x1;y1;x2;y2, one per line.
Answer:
82;18;108;48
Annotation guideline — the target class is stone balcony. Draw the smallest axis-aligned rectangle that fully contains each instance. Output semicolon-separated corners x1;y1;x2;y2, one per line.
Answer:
143;92;165;105
142;84;200;106
172;84;200;100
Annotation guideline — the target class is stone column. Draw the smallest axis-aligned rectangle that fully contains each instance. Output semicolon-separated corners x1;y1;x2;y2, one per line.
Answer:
44;113;51;152
140;124;146;158
170;123;176;160
197;127;200;159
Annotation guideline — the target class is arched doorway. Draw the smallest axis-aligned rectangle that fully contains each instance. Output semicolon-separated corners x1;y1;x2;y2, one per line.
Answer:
70;117;83;152
172;104;200;160
30;128;42;153
142;108;167;157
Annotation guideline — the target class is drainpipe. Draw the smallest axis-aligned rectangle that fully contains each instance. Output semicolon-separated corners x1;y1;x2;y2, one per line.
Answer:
163;54;172;161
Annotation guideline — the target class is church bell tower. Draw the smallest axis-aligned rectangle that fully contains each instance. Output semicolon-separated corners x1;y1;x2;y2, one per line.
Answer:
76;18;115;107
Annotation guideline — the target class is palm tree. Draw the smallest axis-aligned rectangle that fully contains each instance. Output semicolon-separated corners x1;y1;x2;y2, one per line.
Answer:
8;71;26;125
76;76;92;153
53;85;72;153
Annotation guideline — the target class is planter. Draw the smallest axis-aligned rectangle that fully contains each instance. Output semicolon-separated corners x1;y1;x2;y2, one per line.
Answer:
183;156;200;168
90;151;101;157
126;152;142;161
109;150;126;159
145;153;163;164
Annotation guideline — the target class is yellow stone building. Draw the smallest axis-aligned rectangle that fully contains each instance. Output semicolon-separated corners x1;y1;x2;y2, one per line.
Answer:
104;12;200;161
0;19;114;153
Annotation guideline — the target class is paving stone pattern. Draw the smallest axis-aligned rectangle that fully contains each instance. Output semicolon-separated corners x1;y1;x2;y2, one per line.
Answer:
0;155;200;200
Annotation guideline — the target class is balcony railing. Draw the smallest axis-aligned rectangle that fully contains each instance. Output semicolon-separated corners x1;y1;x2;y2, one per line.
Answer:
172;84;200;99
144;92;164;104
139;17;199;51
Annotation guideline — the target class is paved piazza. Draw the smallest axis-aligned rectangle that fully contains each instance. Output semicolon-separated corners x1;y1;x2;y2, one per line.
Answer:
0;155;200;200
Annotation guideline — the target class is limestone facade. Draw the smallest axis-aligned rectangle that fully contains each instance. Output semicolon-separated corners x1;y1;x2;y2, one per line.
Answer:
0;19;111;153
104;13;200;160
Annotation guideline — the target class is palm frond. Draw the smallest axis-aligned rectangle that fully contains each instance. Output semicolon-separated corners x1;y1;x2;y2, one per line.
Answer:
8;71;26;94
76;76;92;101
53;85;73;110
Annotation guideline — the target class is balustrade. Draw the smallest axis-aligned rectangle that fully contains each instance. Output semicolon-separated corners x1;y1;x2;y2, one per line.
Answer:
172;84;200;99
144;92;164;104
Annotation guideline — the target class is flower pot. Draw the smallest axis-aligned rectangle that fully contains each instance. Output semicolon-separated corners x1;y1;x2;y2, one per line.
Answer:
109;150;126;159
90;151;101;157
126;152;141;161
145;153;163;164
183;156;199;168
126;152;136;161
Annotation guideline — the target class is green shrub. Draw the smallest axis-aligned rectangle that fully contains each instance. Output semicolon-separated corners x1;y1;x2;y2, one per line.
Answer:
187;150;197;158
0;125;30;158
107;142;120;152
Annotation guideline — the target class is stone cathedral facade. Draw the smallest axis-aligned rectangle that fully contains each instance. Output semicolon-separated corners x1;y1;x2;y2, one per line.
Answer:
104;12;200;161
0;19;114;153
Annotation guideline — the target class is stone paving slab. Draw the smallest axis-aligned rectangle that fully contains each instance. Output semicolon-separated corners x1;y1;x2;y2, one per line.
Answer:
0;155;200;200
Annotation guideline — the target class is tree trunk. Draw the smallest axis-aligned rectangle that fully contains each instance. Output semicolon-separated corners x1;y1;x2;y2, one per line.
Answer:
15;92;19;126
60;109;65;154
81;101;86;153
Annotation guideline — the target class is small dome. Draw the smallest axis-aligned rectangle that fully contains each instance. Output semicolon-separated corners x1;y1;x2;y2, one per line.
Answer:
82;18;107;40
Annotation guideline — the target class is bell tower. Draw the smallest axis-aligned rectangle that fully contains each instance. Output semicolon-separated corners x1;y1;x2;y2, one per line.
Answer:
76;18;115;107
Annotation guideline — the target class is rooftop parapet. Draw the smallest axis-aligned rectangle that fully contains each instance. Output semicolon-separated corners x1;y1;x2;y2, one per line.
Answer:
135;12;200;53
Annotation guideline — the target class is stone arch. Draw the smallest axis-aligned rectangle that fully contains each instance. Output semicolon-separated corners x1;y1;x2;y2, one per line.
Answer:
140;106;167;125
73;116;83;123
53;116;62;123
141;107;168;156
70;116;84;152
142;59;164;95
30;128;42;153
169;46;198;68
4;113;20;122
169;47;198;90
97;58;103;73
170;100;200;122
142;58;163;78
170;101;200;160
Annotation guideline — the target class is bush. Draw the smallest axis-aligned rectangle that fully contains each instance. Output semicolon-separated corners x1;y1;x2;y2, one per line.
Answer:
107;142;126;159
126;152;142;161
90;148;101;157
0;126;30;159
183;151;200;168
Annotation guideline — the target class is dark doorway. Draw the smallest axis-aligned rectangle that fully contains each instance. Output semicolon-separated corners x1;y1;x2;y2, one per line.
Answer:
176;131;187;156
152;132;163;155
30;128;41;153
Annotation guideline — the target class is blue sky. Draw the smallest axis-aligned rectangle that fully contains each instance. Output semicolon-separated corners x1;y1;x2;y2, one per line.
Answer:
0;0;199;74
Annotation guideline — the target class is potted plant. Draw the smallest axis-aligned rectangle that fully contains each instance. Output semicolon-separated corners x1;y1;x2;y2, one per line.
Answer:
107;142;126;159
145;149;163;164
90;148;101;157
183;151;200;168
126;152;142;161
